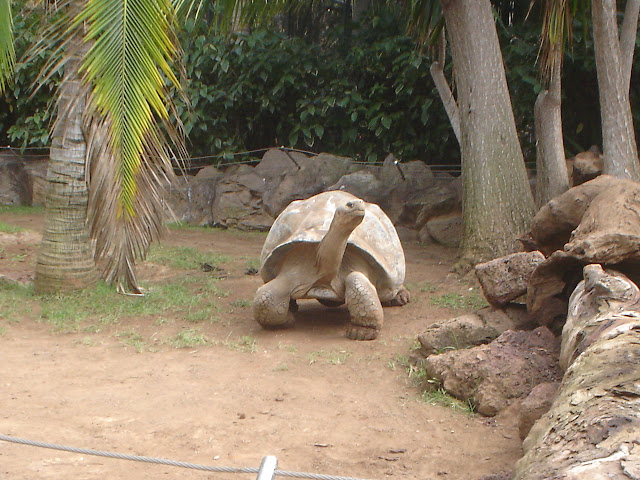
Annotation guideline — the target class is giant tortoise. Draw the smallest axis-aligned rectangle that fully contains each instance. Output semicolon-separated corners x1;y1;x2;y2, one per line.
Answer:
253;190;409;340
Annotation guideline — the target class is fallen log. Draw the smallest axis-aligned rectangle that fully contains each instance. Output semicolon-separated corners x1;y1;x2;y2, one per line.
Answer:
514;264;640;480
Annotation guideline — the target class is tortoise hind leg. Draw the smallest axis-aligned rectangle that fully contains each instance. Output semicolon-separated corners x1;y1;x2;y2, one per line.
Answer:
253;277;296;329
344;271;384;340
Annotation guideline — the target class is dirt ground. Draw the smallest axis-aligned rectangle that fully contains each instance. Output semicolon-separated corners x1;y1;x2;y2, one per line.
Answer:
0;210;522;480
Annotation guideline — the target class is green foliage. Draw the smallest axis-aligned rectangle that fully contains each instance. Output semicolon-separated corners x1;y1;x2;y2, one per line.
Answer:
430;292;488;311
146;244;230;270
176;7;454;164
0;220;23;233
0;2;61;148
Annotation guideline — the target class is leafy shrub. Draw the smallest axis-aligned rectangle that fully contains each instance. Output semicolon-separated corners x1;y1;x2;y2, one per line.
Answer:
176;8;455;165
0;2;62;149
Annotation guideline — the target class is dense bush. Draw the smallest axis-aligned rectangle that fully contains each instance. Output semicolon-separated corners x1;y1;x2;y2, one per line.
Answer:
177;9;455;165
0;3;61;149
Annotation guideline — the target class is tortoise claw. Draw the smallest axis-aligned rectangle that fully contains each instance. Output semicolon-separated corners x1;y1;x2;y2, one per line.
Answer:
346;324;379;341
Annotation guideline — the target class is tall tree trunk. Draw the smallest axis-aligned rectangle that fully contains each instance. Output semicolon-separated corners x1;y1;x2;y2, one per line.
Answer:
34;41;97;293
534;58;570;207
591;0;640;180
514;265;640;479
440;0;536;269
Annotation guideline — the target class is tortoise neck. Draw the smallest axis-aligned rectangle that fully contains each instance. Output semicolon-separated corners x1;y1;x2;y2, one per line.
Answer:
315;216;358;281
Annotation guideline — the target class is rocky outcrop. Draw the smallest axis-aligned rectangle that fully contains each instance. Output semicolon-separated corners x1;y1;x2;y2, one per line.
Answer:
0;147;465;245
423;327;562;416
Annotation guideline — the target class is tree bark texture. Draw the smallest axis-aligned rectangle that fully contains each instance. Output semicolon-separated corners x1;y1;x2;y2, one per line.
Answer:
591;0;640;180
441;0;536;266
534;63;570;208
34;41;97;293
515;264;640;479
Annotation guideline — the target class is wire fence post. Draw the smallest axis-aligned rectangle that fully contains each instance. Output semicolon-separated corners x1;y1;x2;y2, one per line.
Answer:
256;455;278;480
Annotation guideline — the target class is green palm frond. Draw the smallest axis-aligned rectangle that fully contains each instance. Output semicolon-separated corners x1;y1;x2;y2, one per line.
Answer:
0;0;16;93
71;0;185;293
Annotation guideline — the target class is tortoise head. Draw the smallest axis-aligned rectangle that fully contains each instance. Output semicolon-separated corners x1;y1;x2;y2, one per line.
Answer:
332;198;366;232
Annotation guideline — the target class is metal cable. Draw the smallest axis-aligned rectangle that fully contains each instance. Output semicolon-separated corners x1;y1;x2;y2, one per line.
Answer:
0;434;372;480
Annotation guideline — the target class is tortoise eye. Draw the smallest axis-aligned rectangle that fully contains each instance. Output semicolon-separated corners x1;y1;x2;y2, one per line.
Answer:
346;202;354;208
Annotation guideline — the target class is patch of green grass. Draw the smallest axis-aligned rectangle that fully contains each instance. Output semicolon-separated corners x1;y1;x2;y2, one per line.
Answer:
243;257;261;273
37;279;222;332
168;328;209;348
407;281;438;293
117;329;148;352
430;292;488;311
0;205;44;215
147;244;231;270
0;281;35;322
230;299;251;308
278;342;297;353
166;222;212;231
0;221;24;233
421;387;475;414
307;349;352;365
273;363;289;372
222;334;257;353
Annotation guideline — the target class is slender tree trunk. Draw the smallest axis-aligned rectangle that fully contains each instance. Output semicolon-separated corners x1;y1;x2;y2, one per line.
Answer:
591;0;640;180
514;265;640;479
430;61;461;145
534;59;570;207
440;0;536;269
34;40;97;293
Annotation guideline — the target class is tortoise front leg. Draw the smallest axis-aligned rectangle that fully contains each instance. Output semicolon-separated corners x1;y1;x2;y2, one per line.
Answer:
253;276;297;329
344;271;384;340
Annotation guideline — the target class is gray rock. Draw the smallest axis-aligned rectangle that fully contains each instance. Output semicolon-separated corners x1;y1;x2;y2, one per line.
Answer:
211;165;273;231
0;158;32;205
421;213;463;247
166;174;221;226
328;168;385;204
262;153;356;217
475;251;546;307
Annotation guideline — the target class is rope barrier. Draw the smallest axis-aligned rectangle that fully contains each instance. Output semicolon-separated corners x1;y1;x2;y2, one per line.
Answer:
0;434;373;480
0;144;463;173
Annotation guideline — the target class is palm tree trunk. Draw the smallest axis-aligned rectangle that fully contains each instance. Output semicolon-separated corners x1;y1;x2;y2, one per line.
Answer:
34;41;97;293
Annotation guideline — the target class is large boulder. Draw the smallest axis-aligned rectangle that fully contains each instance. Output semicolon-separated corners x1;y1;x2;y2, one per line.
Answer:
416;304;535;357
420;212;463;247
328;168;386;205
424;327;562;416
0;157;32;205
475;251;546;307
166;171;222;226
211;164;273;231
262;152;357;217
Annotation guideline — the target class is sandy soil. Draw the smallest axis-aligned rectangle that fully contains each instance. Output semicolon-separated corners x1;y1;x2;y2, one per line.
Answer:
0;210;521;480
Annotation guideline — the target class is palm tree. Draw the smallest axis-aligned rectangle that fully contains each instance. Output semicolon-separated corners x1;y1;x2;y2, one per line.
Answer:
3;0;185;293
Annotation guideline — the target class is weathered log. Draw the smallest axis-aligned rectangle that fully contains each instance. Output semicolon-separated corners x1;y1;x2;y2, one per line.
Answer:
514;265;640;480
